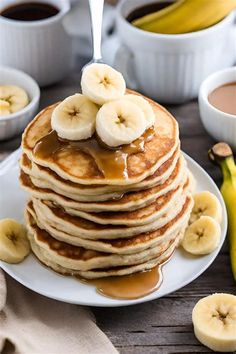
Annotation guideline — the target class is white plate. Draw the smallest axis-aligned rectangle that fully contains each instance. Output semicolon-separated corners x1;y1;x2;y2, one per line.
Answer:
0;150;227;307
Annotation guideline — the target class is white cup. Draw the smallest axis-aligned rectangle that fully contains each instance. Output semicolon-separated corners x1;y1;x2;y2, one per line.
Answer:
199;66;236;150
112;0;236;104
0;0;72;87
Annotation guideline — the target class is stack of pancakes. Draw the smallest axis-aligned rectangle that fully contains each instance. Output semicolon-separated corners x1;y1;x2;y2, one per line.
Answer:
20;96;193;279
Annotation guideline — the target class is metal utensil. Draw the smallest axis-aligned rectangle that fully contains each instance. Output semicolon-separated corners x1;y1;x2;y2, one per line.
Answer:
83;0;104;69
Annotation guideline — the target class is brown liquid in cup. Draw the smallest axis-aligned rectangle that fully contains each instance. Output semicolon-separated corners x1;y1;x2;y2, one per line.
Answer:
127;2;172;23
0;2;59;21
208;82;236;116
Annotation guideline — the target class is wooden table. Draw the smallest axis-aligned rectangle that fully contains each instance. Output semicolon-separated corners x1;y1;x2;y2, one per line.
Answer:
0;58;234;354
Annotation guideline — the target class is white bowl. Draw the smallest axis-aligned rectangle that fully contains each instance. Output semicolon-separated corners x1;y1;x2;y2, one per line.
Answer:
0;66;40;140
199;66;236;150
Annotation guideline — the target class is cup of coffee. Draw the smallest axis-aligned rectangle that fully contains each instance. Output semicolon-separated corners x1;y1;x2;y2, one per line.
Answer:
112;0;236;103
0;0;72;86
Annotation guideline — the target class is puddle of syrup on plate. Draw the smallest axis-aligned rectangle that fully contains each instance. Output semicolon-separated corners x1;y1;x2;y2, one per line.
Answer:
77;256;171;300
33;128;155;180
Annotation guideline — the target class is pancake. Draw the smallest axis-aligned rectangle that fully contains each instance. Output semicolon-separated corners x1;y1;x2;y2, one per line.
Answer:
28;153;184;203
21;93;179;186
56;185;184;225
28;229;181;278
26;199;190;254
77;240;179;279
26;212;180;271
20;155;186;212
31;194;191;240
20;146;180;196
46;177;190;226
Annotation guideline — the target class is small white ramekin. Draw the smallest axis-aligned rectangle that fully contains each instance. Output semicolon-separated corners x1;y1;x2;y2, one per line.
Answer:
0;66;40;141
199;66;236;150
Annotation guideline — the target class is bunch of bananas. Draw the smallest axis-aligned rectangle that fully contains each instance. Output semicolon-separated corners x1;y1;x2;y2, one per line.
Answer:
132;0;236;34
209;143;236;281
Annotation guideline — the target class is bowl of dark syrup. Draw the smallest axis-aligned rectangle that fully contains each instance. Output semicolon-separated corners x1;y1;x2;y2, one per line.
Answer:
0;0;71;86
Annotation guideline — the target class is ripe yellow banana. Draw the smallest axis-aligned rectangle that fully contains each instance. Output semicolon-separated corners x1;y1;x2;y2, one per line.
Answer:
133;0;236;34
209;143;236;281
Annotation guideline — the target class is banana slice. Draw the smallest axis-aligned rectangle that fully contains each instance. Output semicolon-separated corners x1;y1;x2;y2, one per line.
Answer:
0;219;30;263
81;63;126;105
51;94;99;141
0;99;10;116
182;216;221;255
0;85;29;115
124;94;155;129
190;191;222;224
192;293;236;352
96;99;146;147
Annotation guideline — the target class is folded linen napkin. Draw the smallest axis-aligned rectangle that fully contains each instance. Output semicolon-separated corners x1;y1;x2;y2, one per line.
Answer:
0;270;118;354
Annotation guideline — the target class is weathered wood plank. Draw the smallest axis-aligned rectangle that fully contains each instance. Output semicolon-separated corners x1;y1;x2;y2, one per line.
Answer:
118;346;214;354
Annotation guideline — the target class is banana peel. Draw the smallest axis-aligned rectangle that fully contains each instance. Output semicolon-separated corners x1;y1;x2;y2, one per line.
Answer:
209;142;236;281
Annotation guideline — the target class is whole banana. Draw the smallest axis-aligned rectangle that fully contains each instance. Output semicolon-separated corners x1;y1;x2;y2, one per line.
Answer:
209;143;236;281
133;0;236;34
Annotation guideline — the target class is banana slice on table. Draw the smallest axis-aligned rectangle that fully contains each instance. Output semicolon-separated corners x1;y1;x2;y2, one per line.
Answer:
0;85;29;115
190;191;222;224
81;63;126;105
0;219;30;263
182;216;221;255
124;94;155;128
192;293;236;352
51;94;99;141
96;99;146;147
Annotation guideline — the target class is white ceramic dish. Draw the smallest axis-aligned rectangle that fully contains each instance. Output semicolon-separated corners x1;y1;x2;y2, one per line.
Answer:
199;66;236;150
0;0;71;86
0;150;227;307
111;0;236;103
0;66;40;140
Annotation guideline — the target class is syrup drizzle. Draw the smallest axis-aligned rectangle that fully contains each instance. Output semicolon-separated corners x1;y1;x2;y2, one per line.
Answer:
78;266;162;300
33;128;155;180
77;254;173;300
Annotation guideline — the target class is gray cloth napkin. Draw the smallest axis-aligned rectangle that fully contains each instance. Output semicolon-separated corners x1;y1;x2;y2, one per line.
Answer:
0;270;118;354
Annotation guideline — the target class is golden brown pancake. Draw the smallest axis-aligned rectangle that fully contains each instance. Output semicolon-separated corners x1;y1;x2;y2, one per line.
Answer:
20;146;180;196
26;196;192;255
22;94;179;186
19;155;186;212
26;211;178;271
31;193;191;240
28;228;183;278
